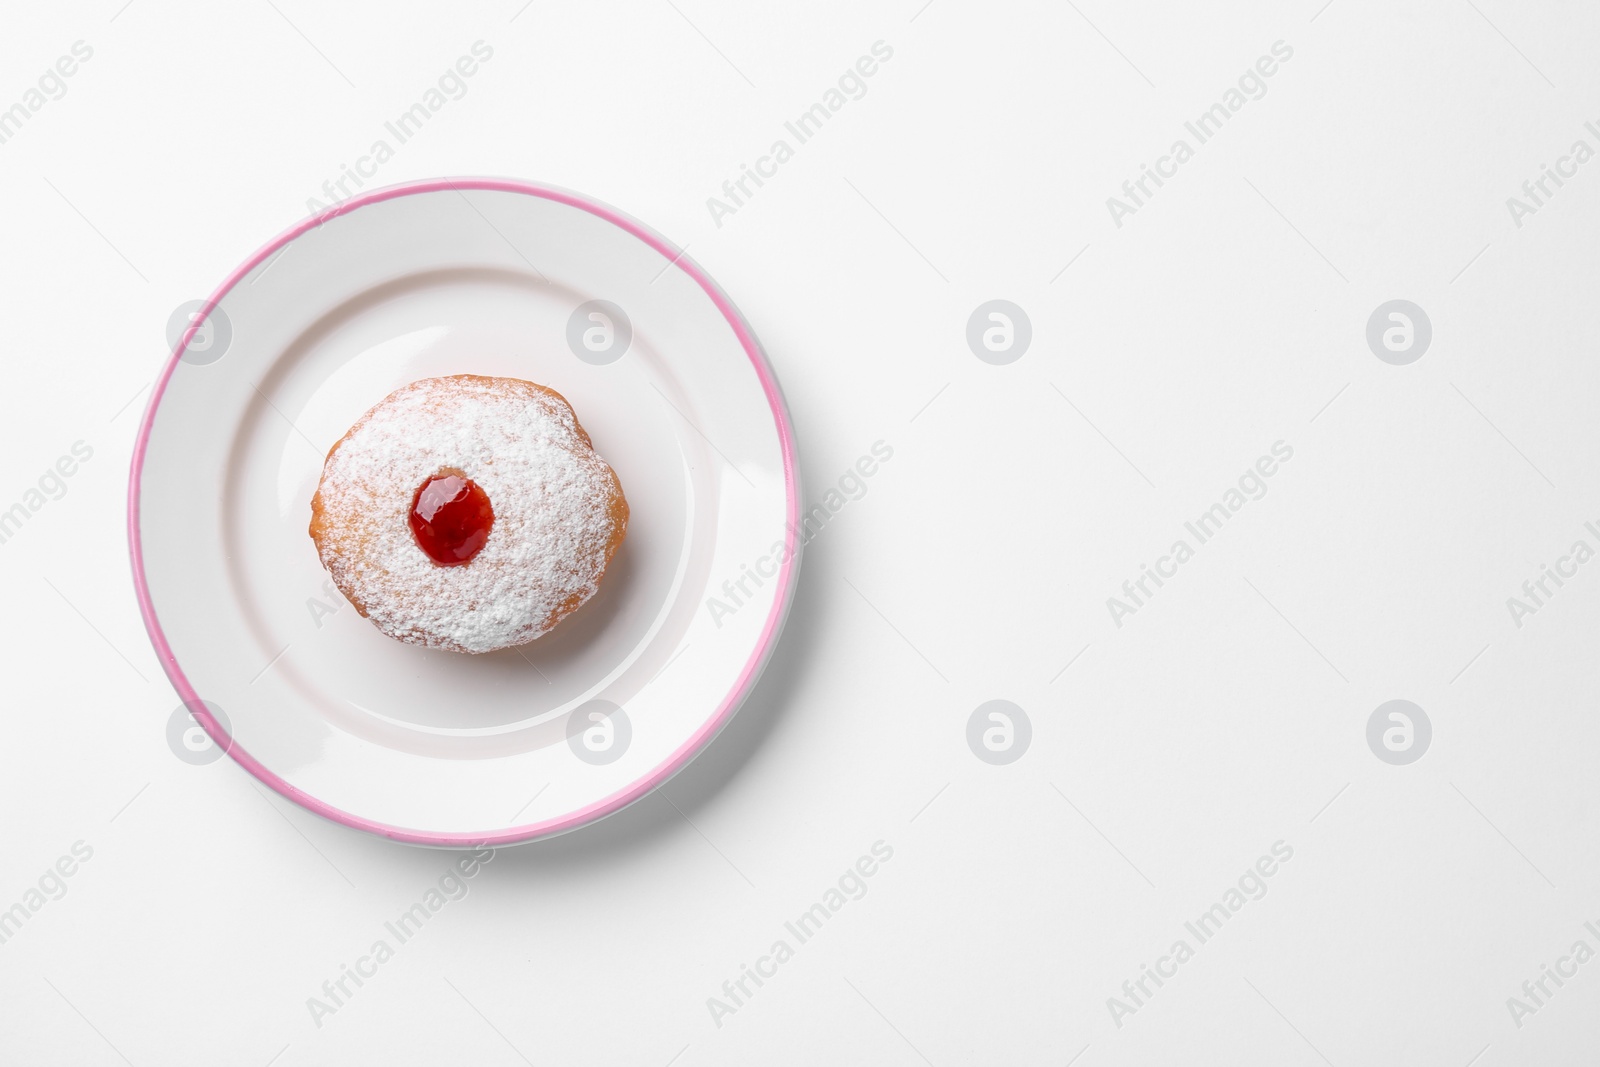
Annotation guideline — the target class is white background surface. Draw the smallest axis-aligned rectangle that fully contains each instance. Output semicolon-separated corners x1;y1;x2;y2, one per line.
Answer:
2;0;1598;1063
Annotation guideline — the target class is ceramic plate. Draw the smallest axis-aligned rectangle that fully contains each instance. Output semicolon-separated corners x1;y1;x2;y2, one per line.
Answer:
130;178;800;845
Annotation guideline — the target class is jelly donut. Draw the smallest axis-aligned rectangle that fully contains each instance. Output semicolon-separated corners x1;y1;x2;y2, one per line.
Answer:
308;374;628;654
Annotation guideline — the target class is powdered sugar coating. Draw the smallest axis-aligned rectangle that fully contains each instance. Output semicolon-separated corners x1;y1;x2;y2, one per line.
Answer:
310;375;628;654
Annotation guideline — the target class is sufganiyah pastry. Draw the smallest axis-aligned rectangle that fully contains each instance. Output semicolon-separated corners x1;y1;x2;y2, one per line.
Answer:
309;374;628;654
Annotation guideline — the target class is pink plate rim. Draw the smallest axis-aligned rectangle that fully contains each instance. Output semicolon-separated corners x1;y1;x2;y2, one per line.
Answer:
126;176;802;847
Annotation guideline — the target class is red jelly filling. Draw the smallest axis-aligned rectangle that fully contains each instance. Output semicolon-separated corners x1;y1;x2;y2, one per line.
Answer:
409;470;493;566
